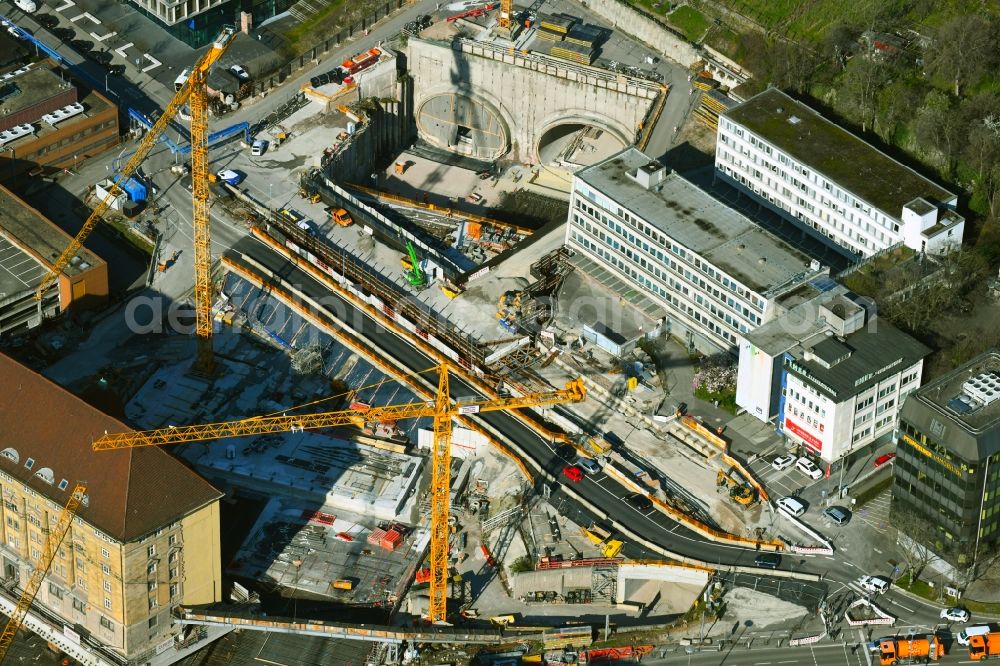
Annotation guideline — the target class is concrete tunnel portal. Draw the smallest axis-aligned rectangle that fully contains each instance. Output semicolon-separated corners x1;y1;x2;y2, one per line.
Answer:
415;92;627;167
416;92;510;161
536;121;627;168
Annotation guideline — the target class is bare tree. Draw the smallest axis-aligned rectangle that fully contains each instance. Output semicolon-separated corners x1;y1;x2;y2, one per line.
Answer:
912;90;963;176
891;504;941;581
839;57;890;133
923;15;1000;97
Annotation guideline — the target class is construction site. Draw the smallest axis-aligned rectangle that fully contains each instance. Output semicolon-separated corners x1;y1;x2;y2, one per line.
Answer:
0;1;837;665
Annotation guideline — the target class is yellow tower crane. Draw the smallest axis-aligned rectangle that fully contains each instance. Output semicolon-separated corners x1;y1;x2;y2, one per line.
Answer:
92;365;585;623
0;483;87;662
35;27;237;375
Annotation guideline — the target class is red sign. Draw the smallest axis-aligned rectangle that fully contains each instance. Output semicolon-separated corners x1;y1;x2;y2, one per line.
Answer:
785;418;822;454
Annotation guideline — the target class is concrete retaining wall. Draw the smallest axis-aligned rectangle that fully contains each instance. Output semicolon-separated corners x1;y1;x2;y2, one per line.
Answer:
584;0;700;66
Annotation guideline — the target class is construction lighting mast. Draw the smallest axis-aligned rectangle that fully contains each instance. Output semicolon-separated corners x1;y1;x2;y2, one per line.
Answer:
92;366;586;622
37;28;236;375
0;484;87;662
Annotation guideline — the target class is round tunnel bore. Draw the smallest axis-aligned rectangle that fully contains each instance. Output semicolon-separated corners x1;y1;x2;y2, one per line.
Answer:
537;122;625;169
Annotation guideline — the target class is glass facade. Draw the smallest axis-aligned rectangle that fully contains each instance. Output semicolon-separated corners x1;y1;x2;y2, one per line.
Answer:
892;420;1000;563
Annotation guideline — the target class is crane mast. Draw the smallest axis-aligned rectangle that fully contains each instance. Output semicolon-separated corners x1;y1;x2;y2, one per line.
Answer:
92;367;586;622
429;367;452;622
0;484;87;661
189;67;215;375
37;27;236;376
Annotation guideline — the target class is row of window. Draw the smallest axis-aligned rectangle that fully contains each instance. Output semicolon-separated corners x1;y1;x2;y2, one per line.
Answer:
16;120;117;161
572;210;761;329
573;195;765;310
570;233;738;346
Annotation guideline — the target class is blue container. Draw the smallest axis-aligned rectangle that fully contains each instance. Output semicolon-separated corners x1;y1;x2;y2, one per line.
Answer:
112;175;148;202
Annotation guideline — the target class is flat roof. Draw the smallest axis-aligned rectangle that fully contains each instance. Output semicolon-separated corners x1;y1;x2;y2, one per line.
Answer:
909;351;1000;435
577;148;817;293
0;64;72;117
0;184;103;279
724;88;954;216
783;316;929;401
0;65;112;149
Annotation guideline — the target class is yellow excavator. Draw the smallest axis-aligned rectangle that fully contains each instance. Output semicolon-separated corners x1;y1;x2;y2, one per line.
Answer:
717;468;757;506
583;523;624;558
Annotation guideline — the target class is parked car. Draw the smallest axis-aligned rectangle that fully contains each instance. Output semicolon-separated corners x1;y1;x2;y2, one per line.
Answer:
874;453;896;468
823;505;852;525
796;456;823;480
772;453;796;471
250;138;268;156
215;169;244;185
776;496;806;517
858;575;890;595
229;64;250;81
754;553;781;569
624;493;653;512
940;607;971;623
88;50;112;65
562;465;583;483
577;457;601;475
554;444;576;463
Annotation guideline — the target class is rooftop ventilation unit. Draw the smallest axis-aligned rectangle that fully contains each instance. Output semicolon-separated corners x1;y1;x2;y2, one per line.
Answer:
789;116;802;125
962;371;1000;408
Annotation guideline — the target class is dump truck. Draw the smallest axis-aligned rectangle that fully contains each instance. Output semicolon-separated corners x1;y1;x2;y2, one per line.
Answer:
969;632;1000;660
878;635;943;665
583;523;624;558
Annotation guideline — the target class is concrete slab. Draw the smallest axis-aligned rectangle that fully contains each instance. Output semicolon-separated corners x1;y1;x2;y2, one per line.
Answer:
232;497;427;603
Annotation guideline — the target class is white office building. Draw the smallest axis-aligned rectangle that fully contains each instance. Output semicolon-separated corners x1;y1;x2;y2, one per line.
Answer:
716;88;964;258
737;287;929;463
566;147;829;355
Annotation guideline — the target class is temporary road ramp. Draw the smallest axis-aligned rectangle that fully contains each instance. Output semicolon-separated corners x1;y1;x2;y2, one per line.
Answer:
175;606;513;644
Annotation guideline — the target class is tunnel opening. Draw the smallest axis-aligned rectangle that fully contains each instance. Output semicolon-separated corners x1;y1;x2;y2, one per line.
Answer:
416;94;509;161
537;122;625;169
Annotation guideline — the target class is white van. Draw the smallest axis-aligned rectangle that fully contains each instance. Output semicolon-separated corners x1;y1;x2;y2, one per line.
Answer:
957;625;991;646
14;0;37;13
776;496;806;517
174;68;191;92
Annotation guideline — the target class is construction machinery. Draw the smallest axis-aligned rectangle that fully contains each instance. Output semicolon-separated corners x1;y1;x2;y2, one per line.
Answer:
91;365;585;623
878;635;943;665
0;484;87;661
404;241;425;287
36;27;237;376
969;631;1000;660
716;468;757;506
582;523;624;558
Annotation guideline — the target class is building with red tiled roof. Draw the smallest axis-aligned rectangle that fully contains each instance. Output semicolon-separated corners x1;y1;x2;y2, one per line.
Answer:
0;353;225;665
